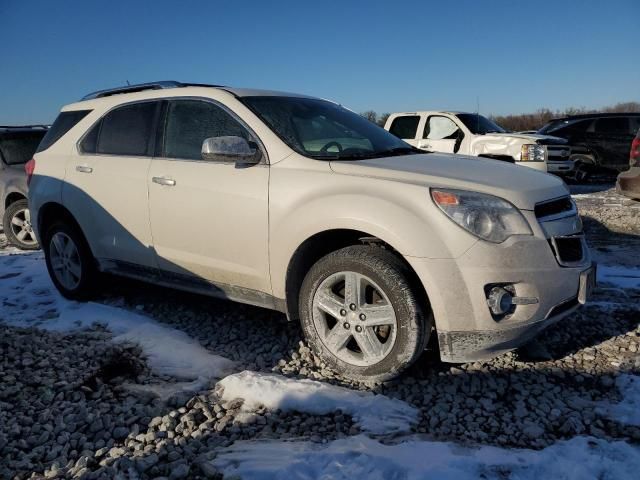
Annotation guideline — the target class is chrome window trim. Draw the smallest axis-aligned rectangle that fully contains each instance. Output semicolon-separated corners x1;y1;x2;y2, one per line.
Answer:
75;96;269;165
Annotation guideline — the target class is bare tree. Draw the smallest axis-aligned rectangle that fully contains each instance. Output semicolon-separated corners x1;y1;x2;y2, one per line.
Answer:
360;111;378;124
377;113;390;127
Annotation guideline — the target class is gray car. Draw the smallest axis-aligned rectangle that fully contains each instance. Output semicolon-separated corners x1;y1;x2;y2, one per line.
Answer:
0;125;48;249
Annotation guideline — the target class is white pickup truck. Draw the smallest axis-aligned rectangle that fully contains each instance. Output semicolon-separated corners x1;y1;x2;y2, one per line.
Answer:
384;111;573;175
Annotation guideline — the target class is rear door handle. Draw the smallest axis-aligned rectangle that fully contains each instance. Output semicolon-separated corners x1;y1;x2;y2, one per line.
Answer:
152;176;176;186
76;165;93;173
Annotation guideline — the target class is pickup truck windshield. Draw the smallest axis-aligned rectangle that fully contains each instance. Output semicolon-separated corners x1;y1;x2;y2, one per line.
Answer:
241;96;418;160
457;114;506;135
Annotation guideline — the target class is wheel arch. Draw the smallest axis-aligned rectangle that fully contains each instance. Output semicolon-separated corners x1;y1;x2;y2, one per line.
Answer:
283;228;430;324
4;191;26;209
36;202;94;256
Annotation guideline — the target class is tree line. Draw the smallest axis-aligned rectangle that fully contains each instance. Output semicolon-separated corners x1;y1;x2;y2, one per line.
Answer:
360;101;640;131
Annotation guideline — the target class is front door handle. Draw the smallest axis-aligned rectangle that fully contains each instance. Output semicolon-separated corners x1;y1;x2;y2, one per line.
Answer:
76;165;93;173
152;176;176;186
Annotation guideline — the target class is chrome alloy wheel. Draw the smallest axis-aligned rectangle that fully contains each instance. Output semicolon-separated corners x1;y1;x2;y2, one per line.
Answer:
49;232;82;290
9;207;38;247
312;271;397;367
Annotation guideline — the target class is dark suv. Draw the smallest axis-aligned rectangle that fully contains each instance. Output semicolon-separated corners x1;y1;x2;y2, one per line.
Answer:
538;113;640;175
0;125;48;249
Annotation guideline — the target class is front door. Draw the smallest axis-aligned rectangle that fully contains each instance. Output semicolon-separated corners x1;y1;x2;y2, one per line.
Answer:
418;115;460;153
147;99;271;296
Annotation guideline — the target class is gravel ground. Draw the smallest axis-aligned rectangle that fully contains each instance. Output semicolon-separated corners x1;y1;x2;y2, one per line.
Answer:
0;185;639;479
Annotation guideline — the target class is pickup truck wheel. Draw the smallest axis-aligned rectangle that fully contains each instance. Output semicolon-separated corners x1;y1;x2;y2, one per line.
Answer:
299;245;430;383
3;199;39;250
43;221;97;300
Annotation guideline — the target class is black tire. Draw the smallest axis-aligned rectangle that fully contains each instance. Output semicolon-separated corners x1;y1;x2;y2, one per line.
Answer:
299;245;431;383
3;199;39;250
43;220;97;300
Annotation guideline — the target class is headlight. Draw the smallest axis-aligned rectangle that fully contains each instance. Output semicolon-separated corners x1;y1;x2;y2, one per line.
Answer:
431;189;533;243
520;144;545;162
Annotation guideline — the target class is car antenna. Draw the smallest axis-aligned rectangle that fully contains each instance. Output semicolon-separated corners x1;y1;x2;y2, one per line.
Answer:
126;80;131;86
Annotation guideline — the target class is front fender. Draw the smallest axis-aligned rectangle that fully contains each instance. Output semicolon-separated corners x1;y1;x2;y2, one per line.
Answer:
268;162;477;298
469;136;521;160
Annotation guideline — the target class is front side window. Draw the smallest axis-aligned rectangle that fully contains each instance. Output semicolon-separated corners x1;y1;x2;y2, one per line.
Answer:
388;116;420;140
0;131;46;165
241;96;414;160
163;100;251;160
96;102;158;156
424;116;460;140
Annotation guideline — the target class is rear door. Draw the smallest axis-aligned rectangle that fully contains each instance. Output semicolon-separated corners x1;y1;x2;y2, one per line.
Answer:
63;101;160;268
387;115;421;147
147;98;270;295
418;115;461;153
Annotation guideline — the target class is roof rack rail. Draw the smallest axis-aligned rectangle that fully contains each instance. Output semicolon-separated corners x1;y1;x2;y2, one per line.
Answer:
0;124;50;129
81;81;225;101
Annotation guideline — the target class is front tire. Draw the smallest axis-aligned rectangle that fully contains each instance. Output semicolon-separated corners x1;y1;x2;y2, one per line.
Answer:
43;220;97;300
3;199;39;250
299;245;431;383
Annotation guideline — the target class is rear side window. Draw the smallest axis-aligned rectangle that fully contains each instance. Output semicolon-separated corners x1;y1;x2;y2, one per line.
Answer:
163;100;251;160
594;117;629;134
96;102;158;156
388;116;420;139
0;131;46;165
36;110;91;153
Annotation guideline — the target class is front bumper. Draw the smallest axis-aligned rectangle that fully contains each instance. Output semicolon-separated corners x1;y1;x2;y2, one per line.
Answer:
547;160;575;175
406;213;592;363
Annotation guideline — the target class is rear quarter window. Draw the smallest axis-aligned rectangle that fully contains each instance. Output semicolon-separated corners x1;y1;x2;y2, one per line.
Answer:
388;116;420;140
36;110;91;153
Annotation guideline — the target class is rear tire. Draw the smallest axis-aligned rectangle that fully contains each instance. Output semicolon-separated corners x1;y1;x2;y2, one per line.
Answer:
3;199;39;250
299;245;431;383
43;220;97;300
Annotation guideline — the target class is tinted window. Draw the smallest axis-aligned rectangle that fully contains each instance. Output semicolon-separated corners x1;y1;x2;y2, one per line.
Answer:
241;96;413;160
0;131;46;165
80;120;100;154
539;118;592;135
97;102;158;156
456;114;506;134
594;117;629;134
163;100;250;160
388;116;420;139
424;116;460;140
630;117;640;135
36;110;91;153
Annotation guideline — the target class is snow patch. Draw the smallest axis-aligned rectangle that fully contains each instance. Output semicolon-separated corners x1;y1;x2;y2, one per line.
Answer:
597;374;640;427
217;371;418;434
212;435;640;480
0;250;234;380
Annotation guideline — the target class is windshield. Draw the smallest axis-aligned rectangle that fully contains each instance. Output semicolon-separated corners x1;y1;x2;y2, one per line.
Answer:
0;131;46;165
456;114;506;134
241;96;418;160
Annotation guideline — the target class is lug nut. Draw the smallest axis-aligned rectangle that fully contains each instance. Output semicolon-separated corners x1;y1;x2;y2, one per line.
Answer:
355;325;363;333
340;309;347;316
349;303;357;311
343;322;350;329
359;313;366;321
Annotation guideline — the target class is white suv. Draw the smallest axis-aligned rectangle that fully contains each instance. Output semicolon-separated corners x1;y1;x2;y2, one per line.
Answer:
29;82;595;382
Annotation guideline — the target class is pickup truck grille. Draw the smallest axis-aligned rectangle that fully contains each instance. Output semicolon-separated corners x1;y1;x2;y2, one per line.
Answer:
535;196;574;219
547;145;571;162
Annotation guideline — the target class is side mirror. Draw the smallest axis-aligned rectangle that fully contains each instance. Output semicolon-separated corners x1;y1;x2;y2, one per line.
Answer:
201;136;261;164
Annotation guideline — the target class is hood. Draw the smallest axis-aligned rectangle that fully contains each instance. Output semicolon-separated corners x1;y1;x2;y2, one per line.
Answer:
329;153;568;210
485;133;568;145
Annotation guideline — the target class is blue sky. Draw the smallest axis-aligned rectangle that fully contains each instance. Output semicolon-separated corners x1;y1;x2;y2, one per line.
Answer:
1;0;638;124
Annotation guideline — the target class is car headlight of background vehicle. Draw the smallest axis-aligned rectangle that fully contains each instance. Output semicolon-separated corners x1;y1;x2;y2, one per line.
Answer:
431;189;532;243
520;144;546;162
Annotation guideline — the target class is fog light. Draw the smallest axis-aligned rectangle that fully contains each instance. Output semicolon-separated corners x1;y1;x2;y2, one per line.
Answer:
487;287;513;315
